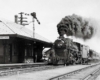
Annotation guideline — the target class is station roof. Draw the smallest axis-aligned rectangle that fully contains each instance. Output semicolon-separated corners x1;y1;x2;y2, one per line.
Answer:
0;19;52;44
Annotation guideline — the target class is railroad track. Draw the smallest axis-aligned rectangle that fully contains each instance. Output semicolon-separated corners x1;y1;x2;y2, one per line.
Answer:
48;63;100;80
0;64;63;77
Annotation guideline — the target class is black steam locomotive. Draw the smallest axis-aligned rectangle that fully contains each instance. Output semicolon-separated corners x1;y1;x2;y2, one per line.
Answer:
47;37;91;65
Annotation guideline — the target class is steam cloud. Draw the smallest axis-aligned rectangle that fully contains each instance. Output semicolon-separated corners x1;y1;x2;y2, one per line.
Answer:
57;14;95;40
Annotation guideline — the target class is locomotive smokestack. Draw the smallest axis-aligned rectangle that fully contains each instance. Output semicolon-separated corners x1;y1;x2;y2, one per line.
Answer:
57;14;96;40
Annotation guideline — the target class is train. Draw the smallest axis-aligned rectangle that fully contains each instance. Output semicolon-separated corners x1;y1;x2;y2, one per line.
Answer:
45;37;100;65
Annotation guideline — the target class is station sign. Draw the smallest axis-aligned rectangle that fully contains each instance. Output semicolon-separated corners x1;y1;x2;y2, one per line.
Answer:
0;36;9;39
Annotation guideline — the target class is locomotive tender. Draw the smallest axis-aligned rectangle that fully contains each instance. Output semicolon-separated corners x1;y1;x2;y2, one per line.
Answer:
47;37;91;65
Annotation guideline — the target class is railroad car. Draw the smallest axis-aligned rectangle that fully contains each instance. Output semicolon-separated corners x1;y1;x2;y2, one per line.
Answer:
88;49;100;63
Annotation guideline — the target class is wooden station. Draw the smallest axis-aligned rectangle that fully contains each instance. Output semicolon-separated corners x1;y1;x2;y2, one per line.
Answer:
0;19;52;63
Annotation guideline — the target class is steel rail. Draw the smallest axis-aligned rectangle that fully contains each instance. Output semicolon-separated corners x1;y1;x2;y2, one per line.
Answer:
82;67;100;80
48;63;100;80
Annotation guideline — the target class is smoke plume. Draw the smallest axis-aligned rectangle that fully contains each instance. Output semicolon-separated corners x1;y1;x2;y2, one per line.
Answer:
57;14;96;40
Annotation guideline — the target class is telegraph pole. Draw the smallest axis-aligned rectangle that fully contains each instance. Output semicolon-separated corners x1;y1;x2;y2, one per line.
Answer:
19;12;23;25
14;12;28;26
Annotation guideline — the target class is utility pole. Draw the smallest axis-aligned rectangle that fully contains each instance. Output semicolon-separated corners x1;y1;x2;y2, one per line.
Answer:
14;12;28;26
19;12;23;25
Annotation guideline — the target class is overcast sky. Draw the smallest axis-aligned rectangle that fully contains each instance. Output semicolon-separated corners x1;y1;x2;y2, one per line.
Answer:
0;0;100;53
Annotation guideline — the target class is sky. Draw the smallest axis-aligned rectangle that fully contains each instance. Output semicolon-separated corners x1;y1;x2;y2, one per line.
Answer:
0;0;100;53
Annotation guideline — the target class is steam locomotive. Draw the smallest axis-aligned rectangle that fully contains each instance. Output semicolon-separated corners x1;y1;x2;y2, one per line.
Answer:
47;37;98;65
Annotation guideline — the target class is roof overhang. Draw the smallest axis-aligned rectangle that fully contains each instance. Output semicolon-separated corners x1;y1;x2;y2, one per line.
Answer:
0;34;53;47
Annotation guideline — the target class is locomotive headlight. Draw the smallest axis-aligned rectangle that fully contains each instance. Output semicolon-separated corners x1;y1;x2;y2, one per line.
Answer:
57;40;64;47
54;39;65;48
58;43;63;47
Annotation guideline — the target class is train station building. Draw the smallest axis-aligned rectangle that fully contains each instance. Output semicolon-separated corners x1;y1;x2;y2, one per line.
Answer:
0;19;52;64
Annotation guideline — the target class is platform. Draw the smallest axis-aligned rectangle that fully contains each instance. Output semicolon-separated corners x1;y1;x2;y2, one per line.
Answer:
0;62;46;67
0;64;92;80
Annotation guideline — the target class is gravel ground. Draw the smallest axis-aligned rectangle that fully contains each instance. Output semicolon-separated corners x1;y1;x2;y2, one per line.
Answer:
0;65;90;80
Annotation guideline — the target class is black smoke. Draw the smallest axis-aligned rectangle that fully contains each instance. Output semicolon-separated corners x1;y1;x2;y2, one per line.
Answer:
57;14;95;40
